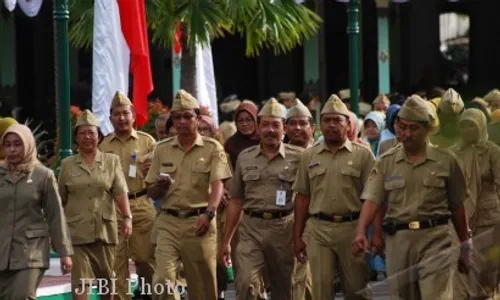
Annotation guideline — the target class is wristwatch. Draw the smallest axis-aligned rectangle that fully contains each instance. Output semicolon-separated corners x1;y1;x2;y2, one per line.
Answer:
204;210;216;220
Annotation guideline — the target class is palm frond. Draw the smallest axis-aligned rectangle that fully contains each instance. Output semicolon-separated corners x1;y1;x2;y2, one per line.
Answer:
68;0;322;58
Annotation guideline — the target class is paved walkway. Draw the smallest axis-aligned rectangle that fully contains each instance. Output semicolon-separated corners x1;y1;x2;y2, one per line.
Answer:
39;259;390;299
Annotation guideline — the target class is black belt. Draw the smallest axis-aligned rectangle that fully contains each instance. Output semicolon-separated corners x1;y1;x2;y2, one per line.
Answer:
383;216;450;235
311;211;360;223
128;190;147;199
244;209;293;220
162;208;206;219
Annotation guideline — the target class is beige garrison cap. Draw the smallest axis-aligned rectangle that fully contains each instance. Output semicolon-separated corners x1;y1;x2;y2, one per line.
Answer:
279;92;296;100
111;91;132;108
321;94;350;116
484;89;500;105
287;99;312;119
258;98;287;118
172;89;200;111
439;88;464;115
373;94;390;105
75;109;100;128
398;95;431;123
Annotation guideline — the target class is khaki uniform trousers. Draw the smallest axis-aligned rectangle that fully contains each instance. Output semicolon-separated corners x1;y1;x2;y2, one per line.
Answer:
153;212;218;300
115;196;157;300
152;210;187;288
0;268;44;300
305;218;371;300
235;213;295;300
453;225;498;299
292;257;312;300
385;224;452;300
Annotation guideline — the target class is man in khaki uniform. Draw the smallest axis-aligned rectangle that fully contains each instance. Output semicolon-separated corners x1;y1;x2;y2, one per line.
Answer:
373;94;391;114
220;98;304;300
431;88;464;148
285;99;314;300
352;95;471;300
146;89;232;300
286;99;315;149
279;91;297;109
99;92;157;300
293;95;374;300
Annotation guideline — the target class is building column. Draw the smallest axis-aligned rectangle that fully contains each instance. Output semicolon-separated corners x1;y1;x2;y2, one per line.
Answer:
375;0;390;94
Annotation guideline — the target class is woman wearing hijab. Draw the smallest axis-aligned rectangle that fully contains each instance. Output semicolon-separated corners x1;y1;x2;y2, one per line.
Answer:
378;104;401;145
0;117;18;159
224;101;260;168
0;124;73;299
58;110;132;300
450;108;500;300
363;111;385;157
346;111;366;144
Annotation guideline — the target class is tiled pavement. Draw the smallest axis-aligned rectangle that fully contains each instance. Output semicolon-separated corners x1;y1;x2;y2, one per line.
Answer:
40;259;390;299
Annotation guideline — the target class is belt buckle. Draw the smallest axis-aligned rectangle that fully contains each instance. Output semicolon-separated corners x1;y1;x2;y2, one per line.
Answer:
409;221;420;230
178;211;188;218
262;212;273;220
333;215;343;223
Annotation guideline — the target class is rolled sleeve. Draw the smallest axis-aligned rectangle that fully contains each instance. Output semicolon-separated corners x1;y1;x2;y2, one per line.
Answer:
360;159;385;205
292;153;310;196
447;155;467;210
209;146;232;183
145;148;161;184
111;157;129;196
230;158;244;200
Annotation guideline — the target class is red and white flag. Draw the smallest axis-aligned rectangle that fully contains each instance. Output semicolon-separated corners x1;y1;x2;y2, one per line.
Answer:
92;0;153;135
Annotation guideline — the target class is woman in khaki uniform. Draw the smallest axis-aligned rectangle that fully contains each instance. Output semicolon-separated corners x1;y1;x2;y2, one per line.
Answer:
0;124;73;299
450;108;500;300
58;110;133;300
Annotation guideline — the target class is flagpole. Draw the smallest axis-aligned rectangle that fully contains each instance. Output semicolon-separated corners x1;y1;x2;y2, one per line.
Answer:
53;0;72;168
347;0;360;116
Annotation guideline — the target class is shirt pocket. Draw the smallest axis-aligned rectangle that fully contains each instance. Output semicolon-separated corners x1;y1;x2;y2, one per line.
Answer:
341;167;361;188
423;173;447;205
24;229;49;262
191;160;210;188
308;166;326;188
384;179;405;205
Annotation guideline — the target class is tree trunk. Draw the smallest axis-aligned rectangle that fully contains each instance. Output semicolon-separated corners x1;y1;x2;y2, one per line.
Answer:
180;23;198;96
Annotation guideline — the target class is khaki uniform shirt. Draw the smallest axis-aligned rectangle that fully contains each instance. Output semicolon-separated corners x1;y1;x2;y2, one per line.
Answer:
99;130;156;194
232;143;303;211
0;165;73;271
361;144;466;221
58;151;128;245
293;140;375;215
451;141;500;227
145;134;232;209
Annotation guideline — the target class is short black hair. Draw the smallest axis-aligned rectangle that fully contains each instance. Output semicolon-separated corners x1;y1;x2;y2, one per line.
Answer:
165;116;174;134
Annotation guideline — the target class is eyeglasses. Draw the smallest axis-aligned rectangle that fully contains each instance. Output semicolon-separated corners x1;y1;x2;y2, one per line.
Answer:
77;131;98;137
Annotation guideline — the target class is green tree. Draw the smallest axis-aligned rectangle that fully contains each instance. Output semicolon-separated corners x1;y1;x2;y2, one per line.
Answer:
68;0;322;95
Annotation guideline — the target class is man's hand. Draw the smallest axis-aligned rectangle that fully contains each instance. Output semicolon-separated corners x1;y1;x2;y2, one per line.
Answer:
352;233;370;256
157;175;172;190
458;243;472;274
294;237;308;263
121;218;133;238
219;243;232;267
371;231;385;257
220;189;230;208
60;256;73;275
195;214;211;236
140;161;151;175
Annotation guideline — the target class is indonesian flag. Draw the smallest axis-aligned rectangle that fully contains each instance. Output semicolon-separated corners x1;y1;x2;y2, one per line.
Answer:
92;0;153;135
